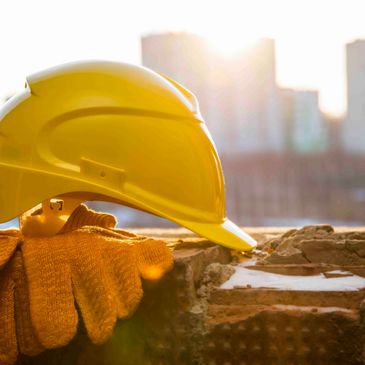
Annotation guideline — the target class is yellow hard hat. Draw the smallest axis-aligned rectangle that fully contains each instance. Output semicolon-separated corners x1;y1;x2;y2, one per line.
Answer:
0;61;256;250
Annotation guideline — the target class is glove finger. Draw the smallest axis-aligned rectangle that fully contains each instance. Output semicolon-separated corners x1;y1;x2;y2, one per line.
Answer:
12;252;44;356
82;225;145;240
67;231;117;345
22;236;78;348
0;262;17;365
134;239;174;280
79;226;143;241
60;204;117;233
109;228;141;239
102;240;143;318
0;235;19;270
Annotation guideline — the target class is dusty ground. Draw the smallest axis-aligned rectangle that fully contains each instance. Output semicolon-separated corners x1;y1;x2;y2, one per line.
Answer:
16;225;365;365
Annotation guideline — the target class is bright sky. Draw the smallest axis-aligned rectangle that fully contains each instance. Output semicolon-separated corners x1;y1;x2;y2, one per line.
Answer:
1;0;365;116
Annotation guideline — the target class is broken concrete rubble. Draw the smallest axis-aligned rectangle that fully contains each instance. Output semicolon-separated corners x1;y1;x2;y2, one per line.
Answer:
15;226;365;365
261;224;365;266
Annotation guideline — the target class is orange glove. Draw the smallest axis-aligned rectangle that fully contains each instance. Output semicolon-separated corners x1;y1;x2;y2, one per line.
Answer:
0;231;41;365
0;206;174;365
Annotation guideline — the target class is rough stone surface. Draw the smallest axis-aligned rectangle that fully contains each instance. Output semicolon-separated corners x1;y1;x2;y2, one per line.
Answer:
261;224;365;267
204;310;363;365
14;226;365;365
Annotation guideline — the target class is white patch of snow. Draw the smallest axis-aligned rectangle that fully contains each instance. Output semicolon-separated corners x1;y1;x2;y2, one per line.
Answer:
220;266;365;291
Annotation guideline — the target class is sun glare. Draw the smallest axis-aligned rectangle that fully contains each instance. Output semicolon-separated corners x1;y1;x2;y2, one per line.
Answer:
205;32;259;55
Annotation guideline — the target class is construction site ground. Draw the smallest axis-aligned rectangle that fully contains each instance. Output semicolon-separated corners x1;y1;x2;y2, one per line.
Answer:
17;226;365;365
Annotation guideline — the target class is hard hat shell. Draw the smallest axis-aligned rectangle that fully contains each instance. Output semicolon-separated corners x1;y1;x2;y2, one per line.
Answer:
0;61;256;250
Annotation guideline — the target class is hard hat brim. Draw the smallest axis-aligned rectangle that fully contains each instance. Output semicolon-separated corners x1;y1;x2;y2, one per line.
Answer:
176;217;257;251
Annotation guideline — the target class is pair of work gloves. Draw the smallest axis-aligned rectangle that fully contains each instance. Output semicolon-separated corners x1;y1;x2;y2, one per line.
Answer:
0;205;174;365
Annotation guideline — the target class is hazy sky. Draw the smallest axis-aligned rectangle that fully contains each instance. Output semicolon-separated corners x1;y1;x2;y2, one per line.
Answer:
1;0;365;116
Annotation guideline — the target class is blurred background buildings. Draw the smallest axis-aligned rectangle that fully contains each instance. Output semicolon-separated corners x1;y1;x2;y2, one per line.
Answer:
142;34;283;154
98;33;364;228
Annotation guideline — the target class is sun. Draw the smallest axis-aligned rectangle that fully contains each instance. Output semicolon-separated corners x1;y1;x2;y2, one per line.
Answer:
203;31;260;55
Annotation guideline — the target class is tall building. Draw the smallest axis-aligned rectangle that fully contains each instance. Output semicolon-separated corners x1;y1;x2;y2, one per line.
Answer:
343;40;365;154
215;39;284;154
141;33;212;116
293;90;327;153
141;33;284;154
280;88;327;153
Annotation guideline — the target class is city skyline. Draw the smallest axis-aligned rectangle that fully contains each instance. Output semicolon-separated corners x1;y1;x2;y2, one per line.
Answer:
2;0;365;116
142;34;286;154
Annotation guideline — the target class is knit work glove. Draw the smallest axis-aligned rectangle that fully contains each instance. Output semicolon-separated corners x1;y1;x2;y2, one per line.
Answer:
0;206;174;365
